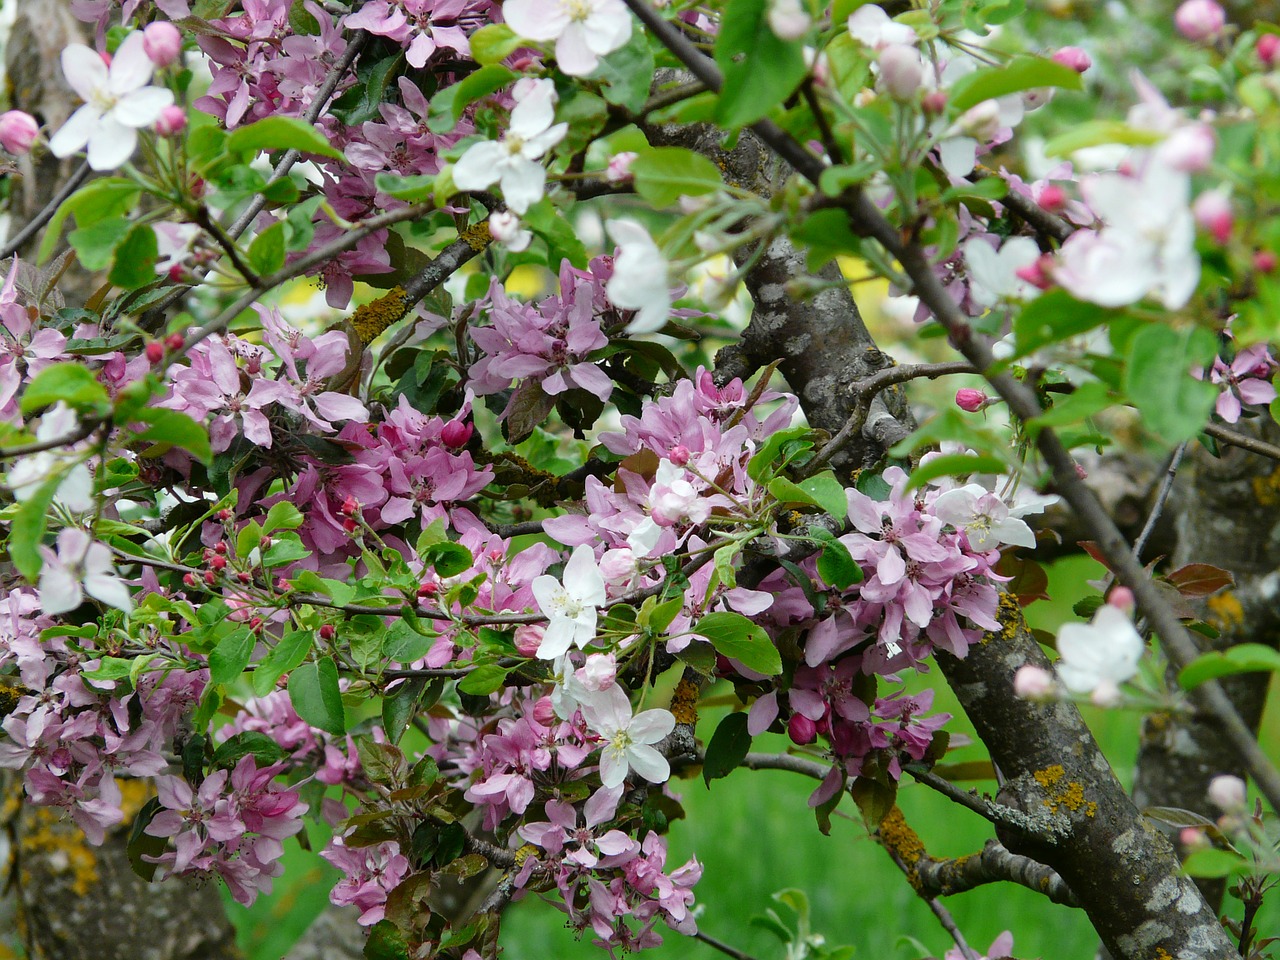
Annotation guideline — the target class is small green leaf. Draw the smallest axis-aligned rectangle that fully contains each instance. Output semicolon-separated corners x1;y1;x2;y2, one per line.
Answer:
226;116;343;160
799;473;848;522
768;476;821;509
383;677;431;745
904;453;1007;492
374;173;436;202
470;23;521;65
693;611;782;676
1181;848;1249;879
949;56;1083;113
714;0;807;126
1012;289;1116;359
428;65;514;133
1124;325;1218;444
816;538;862;590
213;731;289;769
263;501;304;532
424;541;472;577
108;223;159;290
593;29;655;114
1043;120;1164;158
39;178;140;265
252;629;313;697
630;147;724;208
22;362;109;413
132;408;213;463
248;221;287;275
288;657;346;735
208;627;255;685
703;712;752;787
1178;644;1280;689
457;663;512;696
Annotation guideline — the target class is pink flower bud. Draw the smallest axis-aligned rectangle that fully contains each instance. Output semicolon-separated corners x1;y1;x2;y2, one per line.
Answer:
532;696;556;725
1051;46;1092;73
514;624;545;657
1208;774;1247;810
955;388;990;412
1037;184;1067;213
155;105;187;137
605;151;637;184
1259;33;1280;67
1074;462;1088;480
440;419;473;448
1014;254;1055;290
669;444;690;466
878;44;923;101
143;21;183;67
1107;586;1135;614
1013;664;1055;700
922;90;948;115
0;110;38;155
1193;188;1233;244
1160;124;1215;173
1174;0;1226;42
1255;250;1277;273
788;713;818;745
1180;826;1208;849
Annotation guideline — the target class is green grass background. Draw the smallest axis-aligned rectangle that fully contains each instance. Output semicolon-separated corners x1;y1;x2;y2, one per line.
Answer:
227;555;1280;959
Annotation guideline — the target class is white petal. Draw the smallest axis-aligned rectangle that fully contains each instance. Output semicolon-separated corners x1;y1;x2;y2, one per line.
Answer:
625;743;670;783
599;746;627;788
39;566;83;615
452;140;505;190
563;544;606;606
498;158;547;215
61;45;109;102
48;104;102;159
628;708;676;744
536;618;576;660
85;572;133;612
113;87;175;128
108;33;155;96
86;118;138;170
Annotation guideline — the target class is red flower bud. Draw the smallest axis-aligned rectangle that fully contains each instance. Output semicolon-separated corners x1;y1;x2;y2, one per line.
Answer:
214;541;227;555
319;624;336;641
1260;33;1280;67
183;572;198;588
204;569;217;585
165;333;185;351
210;555;227;570
788;713;818;745
955;388;990;413
1255;250;1277;273
440;420;474;448
1037;184;1067;213
145;342;165;364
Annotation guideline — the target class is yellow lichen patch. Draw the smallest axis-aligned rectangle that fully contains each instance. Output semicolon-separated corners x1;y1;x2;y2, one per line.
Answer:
670;677;700;727
19;808;99;896
118;779;153;824
460;220;492;251
1033;765;1097;818
984;592;1024;645
349;285;408;345
877;806;926;891
1207;591;1245;631
1155;949;1173;960
0;681;27;719
512;843;540;865
1252;466;1280;506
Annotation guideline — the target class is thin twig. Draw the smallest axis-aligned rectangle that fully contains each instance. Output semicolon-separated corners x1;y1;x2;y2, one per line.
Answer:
885;847;980;960
1203;422;1280;461
693;930;761;960
1;162;92;261
0;419;99;460
1133;441;1186;561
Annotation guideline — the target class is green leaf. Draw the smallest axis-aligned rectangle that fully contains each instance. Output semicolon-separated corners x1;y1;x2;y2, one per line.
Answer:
384;620;436;664
593;29;655;114
262;535;312;567
747;426;815;481
127;796;166;882
1043;120;1165;158
108;223;159;290
630;147;724;208
69;217;132;271
1124;325;1219;444
22;363;109;415
132;408;213;463
457;663;512;695
713;0;807;127
288;657;346;735
424;541;472;577
39;178;140;265
213;731;288;769
428;65;515;133
263;501;304;532
248;220;286;275
816;537;862;590
470;23;521;65
1026;381;1113;431
374;173;436;202
208;627;255;685
904;453;1007;492
226;116;343;160
799;473;848;522
252;629;313;697
693;611;782;676
768;476;821;509
1178;644;1280;689
949;56;1083;113
383;677;431;745
1181;848;1249;879
10;472;62;579
703;712;753;787
1012;289;1117;359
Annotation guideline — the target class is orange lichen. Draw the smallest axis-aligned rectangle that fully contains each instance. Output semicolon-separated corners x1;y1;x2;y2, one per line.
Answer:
349;285;408;344
670;677;700;727
1033;765;1097;818
1252;466;1280;507
460;220;492;251
1207;591;1245;631
19;808;99;896
984;592;1024;645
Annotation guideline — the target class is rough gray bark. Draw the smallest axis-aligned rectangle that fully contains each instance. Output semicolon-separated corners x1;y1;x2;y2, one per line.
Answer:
1131;420;1280;910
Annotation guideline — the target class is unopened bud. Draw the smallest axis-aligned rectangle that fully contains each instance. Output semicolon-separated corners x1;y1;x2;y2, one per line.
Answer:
319;624;336;641
183;572;198;588
532;696;556;725
1107;586;1135;614
440;419;473;448
788;713;818;745
1193;188;1233;244
155;105;187;137
1013;664;1055;700
1037;184;1067;213
143;21;183;67
1090;678;1122;707
1174;0;1225;41
922;90;948;115
1208;774;1247;810
878;44;923;101
955;388;990;413
514;624;544;657
1051;46;1092;73
1015;253;1056;291
1256;250;1278;273
145;342;165;364
668;444;690;466
767;0;811;41
0;110;38;155
1259;33;1280;67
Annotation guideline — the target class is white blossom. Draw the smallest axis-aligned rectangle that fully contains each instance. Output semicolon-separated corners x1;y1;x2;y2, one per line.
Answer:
932;484;1037;551
452;79;567;214
1054;605;1143;699
503;0;632;77
39;529;133;616
6;402;95;514
605;219;671;334
531;544;607;659
963;237;1042;308
49;32;174;171
579;683;675;788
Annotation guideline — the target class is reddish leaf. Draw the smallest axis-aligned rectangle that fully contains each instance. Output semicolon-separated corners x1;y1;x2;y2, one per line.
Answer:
1166;563;1235;598
995;553;1050;605
1077;540;1113;570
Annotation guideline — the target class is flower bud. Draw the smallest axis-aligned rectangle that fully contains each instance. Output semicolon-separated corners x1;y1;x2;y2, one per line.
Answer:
878;44;923;101
1107;586;1135;614
0;110;38;155
605;151;638;184
1174;0;1225;41
1193;188;1233;244
1259;33;1280;67
183;572;198;588
1090;677;1123;707
514;624;545;657
1208;774;1247;810
145;341;165;364
488;210;531;253
922;90;948;115
319;624;336;641
668;444;690;466
1180;826;1209;849
1013;664;1055;700
1051;46;1092;73
955;388;990;413
1255;250;1278;273
1037;183;1067;213
788;713;818;745
532;696;556;726
956;99;1001;142
1022;87;1054;111
143;21;184;67
165;332;185;351
767;0;811;41
440;419;473;448
155;105;187;137
1160;124;1215;173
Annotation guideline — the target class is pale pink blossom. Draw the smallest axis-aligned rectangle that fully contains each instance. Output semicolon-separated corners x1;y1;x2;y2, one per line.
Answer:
504;0;632;76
